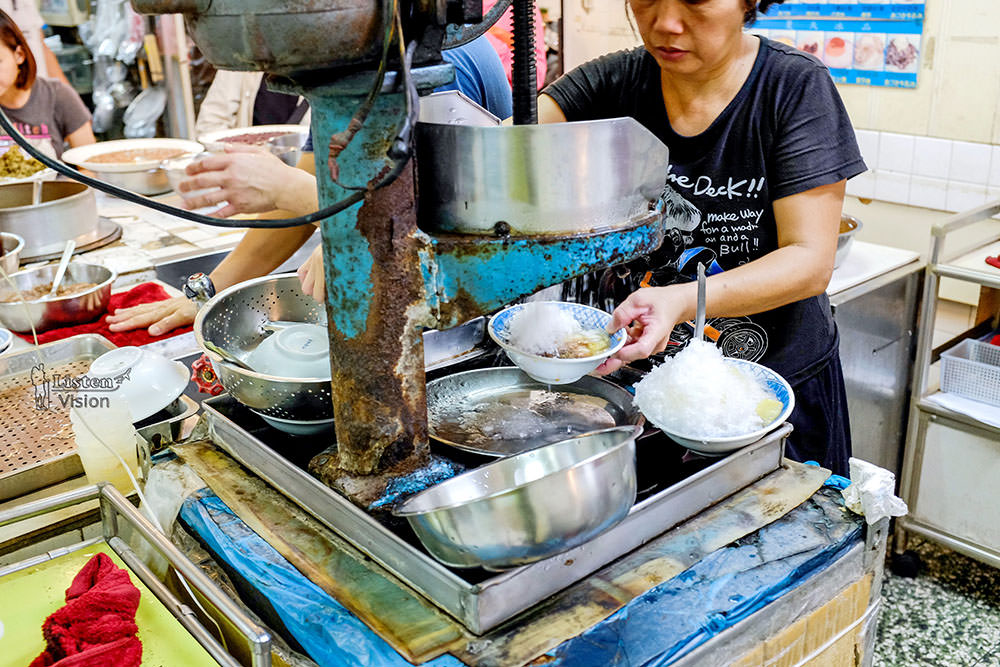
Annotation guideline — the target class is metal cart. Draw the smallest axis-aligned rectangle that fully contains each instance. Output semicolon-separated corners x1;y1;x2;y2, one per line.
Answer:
0;483;271;666
896;199;1000;569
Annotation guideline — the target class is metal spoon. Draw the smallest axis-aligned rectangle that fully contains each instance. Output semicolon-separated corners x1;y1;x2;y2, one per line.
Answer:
47;240;76;298
31;180;42;206
695;262;706;343
202;339;256;372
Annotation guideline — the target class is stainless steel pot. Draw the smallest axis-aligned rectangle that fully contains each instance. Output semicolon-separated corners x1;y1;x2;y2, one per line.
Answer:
0;182;99;258
0;231;23;276
416;118;670;235
92;166;171;196
394;425;641;569
0;262;115;332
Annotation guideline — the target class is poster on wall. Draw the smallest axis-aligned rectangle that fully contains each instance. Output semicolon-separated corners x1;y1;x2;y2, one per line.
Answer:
754;2;925;88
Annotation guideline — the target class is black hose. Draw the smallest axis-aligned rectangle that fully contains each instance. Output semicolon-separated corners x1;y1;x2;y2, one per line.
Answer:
0;106;364;228
511;0;538;125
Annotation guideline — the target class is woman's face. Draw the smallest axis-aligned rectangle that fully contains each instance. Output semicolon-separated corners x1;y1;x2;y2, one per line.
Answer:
0;43;24;93
628;0;748;75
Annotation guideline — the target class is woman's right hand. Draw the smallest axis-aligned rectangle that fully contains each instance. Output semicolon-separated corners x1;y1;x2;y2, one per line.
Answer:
106;297;197;336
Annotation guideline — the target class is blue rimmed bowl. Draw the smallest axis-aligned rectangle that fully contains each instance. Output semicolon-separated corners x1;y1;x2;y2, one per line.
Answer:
640;358;794;455
488;301;626;385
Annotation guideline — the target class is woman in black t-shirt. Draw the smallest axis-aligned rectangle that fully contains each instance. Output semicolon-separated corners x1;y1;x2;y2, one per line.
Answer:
541;0;866;475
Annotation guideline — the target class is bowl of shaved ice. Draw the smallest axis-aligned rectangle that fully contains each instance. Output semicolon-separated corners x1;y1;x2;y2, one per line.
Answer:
488;301;627;385
634;340;793;455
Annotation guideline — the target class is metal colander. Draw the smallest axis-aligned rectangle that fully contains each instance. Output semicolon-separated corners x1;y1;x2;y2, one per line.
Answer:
193;274;332;421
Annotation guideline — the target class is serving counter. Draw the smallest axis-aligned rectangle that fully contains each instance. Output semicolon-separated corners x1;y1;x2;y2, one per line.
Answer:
0;199;904;666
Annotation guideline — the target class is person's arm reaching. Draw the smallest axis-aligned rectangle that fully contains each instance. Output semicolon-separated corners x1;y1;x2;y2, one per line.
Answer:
107;225;317;335
597;180;845;373
178;146;319;218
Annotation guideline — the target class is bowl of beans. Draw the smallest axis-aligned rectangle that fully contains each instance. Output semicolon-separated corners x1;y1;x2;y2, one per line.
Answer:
198;125;308;166
62;138;205;195
0;261;115;332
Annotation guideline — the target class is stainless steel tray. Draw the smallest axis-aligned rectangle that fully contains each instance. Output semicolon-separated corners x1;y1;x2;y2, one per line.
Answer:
0;334;115;500
198;396;788;634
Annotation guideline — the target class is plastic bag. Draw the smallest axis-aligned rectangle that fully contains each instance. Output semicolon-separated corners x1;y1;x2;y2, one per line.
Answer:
841;457;908;524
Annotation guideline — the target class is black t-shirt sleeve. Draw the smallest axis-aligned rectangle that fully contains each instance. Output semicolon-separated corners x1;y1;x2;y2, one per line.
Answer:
767;60;866;200
542;49;644;122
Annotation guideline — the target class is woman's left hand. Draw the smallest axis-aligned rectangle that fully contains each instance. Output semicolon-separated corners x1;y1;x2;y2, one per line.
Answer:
297;244;325;301
596;285;692;375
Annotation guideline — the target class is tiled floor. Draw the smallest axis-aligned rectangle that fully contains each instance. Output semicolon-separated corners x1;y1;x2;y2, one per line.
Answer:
875;539;1000;667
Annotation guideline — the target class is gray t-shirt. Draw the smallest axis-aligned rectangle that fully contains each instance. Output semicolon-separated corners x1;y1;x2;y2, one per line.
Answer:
0;78;91;158
544;37;866;382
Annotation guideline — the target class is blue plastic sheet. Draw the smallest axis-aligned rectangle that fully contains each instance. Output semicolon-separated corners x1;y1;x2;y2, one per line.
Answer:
180;490;466;667
542;489;863;666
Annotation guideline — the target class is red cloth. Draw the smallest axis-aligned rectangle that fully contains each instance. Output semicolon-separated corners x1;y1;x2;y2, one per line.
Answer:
30;552;143;667
13;282;192;347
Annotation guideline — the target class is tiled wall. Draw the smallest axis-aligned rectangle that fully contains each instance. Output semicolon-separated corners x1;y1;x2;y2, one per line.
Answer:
849;130;1000;212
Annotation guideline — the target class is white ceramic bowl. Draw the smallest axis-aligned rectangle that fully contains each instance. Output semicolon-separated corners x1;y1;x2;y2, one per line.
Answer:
488;301;626;385
84;346;190;422
250;410;335;436
646;358;795;456
246;323;332;379
198;125;306;151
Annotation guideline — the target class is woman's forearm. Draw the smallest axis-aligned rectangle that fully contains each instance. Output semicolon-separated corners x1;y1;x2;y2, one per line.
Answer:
209;225;317;290
272;166;320;216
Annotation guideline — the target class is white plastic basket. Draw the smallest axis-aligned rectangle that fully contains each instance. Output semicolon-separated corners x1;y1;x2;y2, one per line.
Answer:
940;339;1000;406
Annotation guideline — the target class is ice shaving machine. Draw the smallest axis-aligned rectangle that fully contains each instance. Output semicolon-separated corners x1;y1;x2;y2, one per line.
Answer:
130;0;670;502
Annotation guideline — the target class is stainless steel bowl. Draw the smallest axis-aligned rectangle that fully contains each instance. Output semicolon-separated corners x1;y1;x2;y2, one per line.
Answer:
394;425;641;569
835;214;863;268
93;167;172;196
267;131;309;167
193;273;332;420
0;262;115;332
0;182;99;258
0;231;23;276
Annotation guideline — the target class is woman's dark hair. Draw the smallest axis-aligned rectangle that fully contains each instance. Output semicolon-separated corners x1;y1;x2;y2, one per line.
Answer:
0;10;35;89
745;1;785;26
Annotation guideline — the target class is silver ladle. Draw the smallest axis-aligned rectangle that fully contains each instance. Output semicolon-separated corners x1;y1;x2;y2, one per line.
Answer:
694;262;706;342
202;339;257;372
47;239;76;298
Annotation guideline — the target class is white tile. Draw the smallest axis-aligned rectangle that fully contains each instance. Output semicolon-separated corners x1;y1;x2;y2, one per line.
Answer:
945;181;988;213
855;130;880;170
949;141;992;185
874;171;911;205
847;171;875;199
877;132;915;173
909;176;949;211
988;187;1000;204
913;137;953;179
989;146;1000;188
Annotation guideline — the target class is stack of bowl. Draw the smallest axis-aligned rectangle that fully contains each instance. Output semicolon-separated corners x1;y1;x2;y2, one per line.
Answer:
194;273;334;435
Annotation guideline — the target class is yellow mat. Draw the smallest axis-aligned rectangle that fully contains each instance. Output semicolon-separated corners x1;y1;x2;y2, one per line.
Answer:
0;542;217;666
